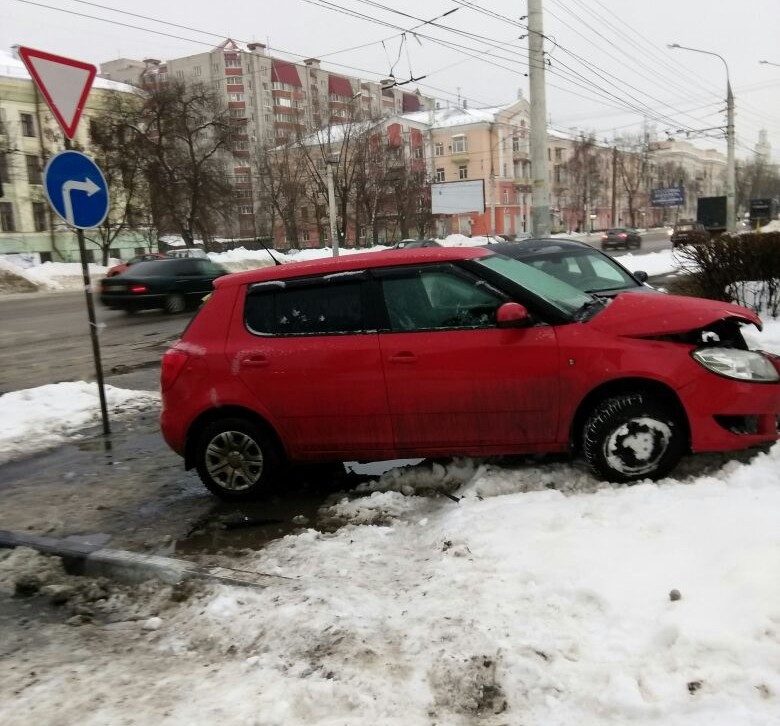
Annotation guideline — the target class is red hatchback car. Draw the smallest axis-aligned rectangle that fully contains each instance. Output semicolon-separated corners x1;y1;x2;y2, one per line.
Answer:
160;247;780;500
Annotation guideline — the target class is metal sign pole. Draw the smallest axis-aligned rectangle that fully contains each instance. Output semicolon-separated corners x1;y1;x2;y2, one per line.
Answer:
64;137;111;436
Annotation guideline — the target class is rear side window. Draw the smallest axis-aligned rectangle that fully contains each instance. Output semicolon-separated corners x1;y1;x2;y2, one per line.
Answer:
245;277;365;336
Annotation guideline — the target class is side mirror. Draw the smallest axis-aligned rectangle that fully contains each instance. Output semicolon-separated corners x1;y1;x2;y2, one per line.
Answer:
497;302;530;328
634;270;648;283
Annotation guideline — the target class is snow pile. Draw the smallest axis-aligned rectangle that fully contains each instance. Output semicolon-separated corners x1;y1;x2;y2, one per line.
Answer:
18;262;108;292
0;256;40;293
613;248;678;277
0;382;159;465
22;445;773;724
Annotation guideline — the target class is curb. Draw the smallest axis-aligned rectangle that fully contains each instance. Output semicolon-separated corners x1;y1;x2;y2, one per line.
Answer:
0;529;288;589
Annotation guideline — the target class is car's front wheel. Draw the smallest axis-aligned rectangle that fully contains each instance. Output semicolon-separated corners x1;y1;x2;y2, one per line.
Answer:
582;393;685;483
194;417;280;500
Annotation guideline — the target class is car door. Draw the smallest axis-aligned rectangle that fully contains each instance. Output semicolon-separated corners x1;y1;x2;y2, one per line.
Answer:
226;272;394;458
374;263;560;453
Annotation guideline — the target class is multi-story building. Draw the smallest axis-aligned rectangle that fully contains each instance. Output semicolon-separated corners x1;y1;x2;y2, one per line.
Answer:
100;39;433;242
402;97;532;238
1;48;146;262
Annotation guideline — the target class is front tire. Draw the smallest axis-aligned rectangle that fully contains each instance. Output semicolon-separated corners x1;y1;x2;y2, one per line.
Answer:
582;393;685;483
194;417;281;500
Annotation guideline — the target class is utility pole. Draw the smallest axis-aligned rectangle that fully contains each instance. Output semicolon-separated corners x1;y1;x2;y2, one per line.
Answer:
725;81;736;233
611;146;618;226
326;154;339;257
528;0;551;237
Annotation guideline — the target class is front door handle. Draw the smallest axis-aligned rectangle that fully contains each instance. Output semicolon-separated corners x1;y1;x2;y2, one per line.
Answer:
240;354;269;368
388;351;417;364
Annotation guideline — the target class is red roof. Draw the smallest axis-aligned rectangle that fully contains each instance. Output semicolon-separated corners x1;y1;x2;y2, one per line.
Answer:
328;75;353;98
271;60;302;87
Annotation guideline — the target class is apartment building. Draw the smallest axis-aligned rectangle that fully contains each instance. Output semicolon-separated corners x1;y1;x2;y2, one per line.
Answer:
101;39;433;241
402;97;533;238
0;49;146;263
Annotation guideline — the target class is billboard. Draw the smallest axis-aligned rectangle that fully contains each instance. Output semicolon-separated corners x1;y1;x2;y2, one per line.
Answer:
431;179;486;214
650;187;685;207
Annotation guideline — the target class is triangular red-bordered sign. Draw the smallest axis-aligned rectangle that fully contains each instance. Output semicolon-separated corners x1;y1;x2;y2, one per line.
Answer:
18;47;97;139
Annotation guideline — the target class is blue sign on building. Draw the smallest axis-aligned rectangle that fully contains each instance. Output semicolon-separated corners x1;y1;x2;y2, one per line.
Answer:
43;150;110;229
650;187;685;208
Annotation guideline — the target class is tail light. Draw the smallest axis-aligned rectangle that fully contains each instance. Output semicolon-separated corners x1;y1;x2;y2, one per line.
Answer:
619;233;627;239
130;285;148;293
161;349;189;391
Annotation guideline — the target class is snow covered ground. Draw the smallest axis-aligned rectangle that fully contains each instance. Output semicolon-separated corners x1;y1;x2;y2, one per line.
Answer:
1;240;779;724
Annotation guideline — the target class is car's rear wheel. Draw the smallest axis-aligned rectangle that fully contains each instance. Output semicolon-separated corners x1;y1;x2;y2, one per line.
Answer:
194;417;280;500
582;392;685;483
164;293;186;314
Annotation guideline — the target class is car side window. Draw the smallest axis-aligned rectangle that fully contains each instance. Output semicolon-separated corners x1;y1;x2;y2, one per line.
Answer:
245;278;365;336
589;257;627;283
379;267;505;332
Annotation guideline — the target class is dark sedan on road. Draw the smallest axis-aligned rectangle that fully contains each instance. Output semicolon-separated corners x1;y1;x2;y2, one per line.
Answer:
482;238;656;296
601;227;642;251
100;258;228;313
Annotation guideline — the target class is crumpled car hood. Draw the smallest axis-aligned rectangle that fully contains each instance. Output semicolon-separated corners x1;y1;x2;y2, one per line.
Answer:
587;293;762;337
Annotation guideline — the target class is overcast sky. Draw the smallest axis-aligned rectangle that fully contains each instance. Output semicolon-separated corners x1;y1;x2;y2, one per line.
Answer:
4;0;780;163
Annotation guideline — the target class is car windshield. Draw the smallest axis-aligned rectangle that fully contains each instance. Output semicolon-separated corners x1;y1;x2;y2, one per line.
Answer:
475;254;594;317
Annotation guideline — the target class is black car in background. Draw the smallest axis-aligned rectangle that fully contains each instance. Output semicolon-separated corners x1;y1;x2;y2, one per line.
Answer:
600;227;642;250
482;238;656;296
99;258;228;313
670;220;709;247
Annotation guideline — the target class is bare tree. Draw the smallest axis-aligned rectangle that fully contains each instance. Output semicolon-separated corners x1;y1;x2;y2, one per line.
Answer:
83;92;152;264
614;133;649;228
129;81;234;250
563;134;603;231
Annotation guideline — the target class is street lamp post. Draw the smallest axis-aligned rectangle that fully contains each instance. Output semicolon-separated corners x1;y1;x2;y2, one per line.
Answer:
668;43;736;233
326;152;339;257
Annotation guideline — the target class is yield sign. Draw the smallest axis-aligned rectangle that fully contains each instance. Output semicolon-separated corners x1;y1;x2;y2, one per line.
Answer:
18;46;97;139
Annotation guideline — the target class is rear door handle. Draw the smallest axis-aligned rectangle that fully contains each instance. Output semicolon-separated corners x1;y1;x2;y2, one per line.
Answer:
240;354;269;368
388;351;417;364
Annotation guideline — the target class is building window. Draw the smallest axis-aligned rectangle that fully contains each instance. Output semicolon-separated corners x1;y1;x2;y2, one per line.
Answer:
413;146;423;159
239;205;253;214
0;108;6;135
434;142;443;156
225;58;242;68
452;135;467;154
0;202;15;231
175;70;184;79
512;136;520;152
235;174;250;184
226;76;243;85
302;230;310;242
555;148;563;162
20;113;35;137
301;206;308;221
32;201;47;231
502;190;509;204
458;165;468;180
435;168;445;182
0;152;9;183
26;155;42;185
229;93;245;102
193;66;202;77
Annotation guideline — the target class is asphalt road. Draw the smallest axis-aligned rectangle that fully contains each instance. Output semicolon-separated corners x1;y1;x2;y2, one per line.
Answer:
0;231;675;393
0;291;191;392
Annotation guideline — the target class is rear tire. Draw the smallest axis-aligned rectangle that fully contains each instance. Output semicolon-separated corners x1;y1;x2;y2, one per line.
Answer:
164;293;186;314
194;417;281;500
582;392;685;483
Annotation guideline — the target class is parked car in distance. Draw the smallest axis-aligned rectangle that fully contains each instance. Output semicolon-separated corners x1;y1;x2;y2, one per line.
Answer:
106;252;168;277
100;257;228;314
670;220;710;247
601;227;641;250
392;239;442;249
159;246;780;500
483;238;655;296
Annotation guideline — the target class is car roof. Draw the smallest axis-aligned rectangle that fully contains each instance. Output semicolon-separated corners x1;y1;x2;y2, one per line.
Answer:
216;247;491;289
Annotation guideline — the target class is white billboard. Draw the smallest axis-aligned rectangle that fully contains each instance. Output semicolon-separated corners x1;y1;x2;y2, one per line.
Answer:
431;179;485;215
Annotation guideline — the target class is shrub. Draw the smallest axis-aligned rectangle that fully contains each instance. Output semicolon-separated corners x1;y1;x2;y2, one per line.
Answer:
672;232;780;315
